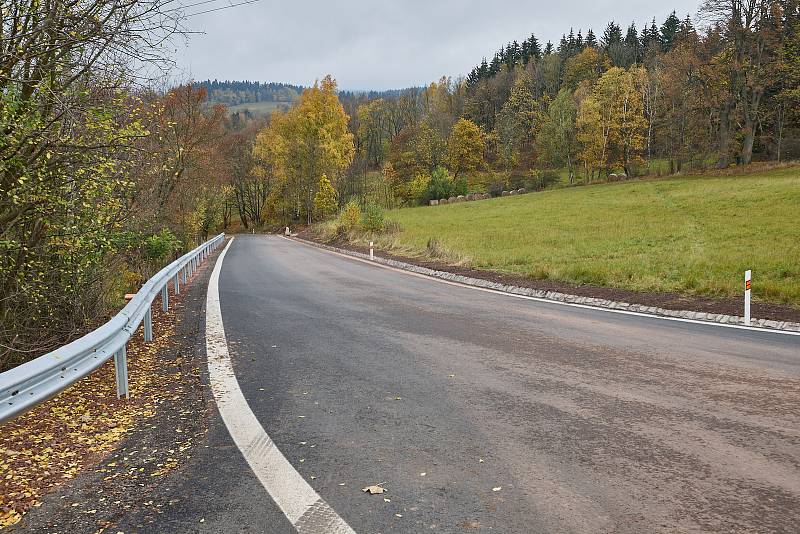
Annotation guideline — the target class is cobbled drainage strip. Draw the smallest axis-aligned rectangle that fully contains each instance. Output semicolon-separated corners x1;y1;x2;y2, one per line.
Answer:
291;236;800;334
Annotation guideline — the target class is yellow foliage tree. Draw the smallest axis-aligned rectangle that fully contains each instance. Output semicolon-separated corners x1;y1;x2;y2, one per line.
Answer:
576;67;647;177
253;75;354;224
447;118;485;178
313;174;337;219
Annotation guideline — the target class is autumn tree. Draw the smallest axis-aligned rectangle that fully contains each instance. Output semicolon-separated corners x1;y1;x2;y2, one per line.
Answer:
576;67;647;176
702;0;779;165
495;73;538;169
447;118;486;177
562;47;609;90
314;174;338;219
0;0;189;367
537;90;578;181
253;75;355;224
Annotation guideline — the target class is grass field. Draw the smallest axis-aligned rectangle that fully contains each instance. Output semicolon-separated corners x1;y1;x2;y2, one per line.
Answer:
376;167;800;305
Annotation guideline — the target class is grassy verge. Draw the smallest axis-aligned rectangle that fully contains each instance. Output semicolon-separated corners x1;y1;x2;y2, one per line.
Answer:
370;166;800;306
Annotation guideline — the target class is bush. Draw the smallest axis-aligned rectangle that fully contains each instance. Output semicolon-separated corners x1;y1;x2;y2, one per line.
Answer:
143;229;182;261
423;166;453;202
407;174;430;205
338;200;362;232
360;202;385;232
535;170;561;190
452;176;468;196
488;179;507;197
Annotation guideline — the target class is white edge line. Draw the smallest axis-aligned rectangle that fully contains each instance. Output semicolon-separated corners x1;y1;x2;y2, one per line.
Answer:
206;237;356;534
281;235;800;338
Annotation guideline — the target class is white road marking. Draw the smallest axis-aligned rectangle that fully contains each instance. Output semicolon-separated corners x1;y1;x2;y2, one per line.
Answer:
206;237;356;534
283;236;800;337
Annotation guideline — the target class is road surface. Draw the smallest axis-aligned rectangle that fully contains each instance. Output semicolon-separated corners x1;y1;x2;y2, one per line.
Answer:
172;234;799;534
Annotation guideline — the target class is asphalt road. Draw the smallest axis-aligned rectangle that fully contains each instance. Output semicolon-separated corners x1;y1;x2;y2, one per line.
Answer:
207;235;799;533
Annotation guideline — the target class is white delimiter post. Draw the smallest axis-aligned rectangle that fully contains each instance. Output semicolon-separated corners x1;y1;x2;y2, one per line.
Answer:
744;270;752;326
370;241;374;261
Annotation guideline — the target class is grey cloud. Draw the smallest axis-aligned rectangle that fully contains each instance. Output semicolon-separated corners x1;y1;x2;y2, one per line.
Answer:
176;0;702;90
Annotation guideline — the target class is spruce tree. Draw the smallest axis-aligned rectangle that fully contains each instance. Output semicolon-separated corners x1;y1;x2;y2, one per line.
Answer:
601;21;623;48
528;34;542;60
660;11;681;50
585;29;597;48
624;22;641;64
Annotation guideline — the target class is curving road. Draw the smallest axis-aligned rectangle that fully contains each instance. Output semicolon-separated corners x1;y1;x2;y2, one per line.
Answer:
204;234;800;533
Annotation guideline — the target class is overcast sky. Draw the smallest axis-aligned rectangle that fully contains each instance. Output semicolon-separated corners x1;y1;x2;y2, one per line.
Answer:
175;0;703;90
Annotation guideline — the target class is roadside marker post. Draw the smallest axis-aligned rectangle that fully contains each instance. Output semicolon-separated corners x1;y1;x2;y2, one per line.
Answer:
370;241;374;261
745;270;751;326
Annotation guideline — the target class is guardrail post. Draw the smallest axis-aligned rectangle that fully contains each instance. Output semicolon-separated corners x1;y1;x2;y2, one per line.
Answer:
162;284;169;311
182;265;187;284
144;307;153;342
114;345;129;399
174;272;180;294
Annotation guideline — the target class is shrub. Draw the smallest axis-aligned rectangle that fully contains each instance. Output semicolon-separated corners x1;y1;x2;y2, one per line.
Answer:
361;202;385;232
143;229;182;261
488;179;507;197
408;174;430;205
338;200;362;232
536;170;561;190
424;166;453;202
526;170;561;191
452;176;468;196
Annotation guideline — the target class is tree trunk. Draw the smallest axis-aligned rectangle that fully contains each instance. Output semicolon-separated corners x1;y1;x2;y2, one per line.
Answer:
740;116;755;165
717;100;733;168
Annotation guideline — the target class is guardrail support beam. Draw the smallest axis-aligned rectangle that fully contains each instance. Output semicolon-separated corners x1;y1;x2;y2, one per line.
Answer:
144;307;153;342
114;345;129;399
0;233;225;424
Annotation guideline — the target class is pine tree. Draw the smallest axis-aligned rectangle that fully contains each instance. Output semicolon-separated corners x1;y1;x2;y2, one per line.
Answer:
576;30;584;49
528;34;542;60
602;21;623;48
648;18;660;51
585;29;598;48
529;34;542;59
676;14;696;44
478;58;489;78
544;41;554;55
660;11;681;51
559;34;569;55
624;23;641;64
489;53;501;75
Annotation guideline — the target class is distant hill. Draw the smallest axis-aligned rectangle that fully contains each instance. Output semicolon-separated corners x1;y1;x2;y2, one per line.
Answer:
198;80;303;115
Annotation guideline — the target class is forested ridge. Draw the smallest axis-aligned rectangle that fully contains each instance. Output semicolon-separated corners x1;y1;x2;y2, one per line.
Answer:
198;80;303;105
2;0;799;369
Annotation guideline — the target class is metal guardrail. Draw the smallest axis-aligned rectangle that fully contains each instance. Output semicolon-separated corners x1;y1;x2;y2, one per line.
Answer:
0;233;226;424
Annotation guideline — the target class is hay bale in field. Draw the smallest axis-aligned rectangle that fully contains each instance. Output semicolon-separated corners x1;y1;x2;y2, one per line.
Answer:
430;199;439;206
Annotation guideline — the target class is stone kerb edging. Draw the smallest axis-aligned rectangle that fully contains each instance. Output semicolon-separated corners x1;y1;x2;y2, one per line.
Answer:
291;237;800;333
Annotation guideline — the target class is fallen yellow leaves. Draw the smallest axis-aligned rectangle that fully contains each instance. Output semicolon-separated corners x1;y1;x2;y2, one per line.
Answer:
361;484;386;495
0;299;191;529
